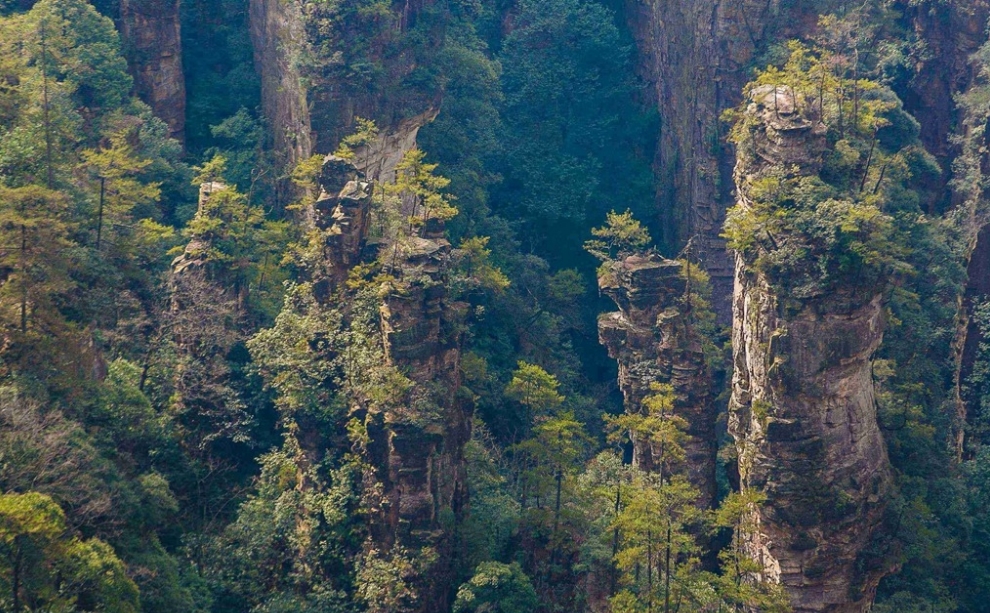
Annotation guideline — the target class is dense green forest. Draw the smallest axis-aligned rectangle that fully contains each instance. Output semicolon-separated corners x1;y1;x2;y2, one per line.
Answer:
0;0;988;611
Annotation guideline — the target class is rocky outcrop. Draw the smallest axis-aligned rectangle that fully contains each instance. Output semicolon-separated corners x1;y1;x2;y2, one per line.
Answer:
353;108;440;183
310;155;373;288
370;230;470;613
249;0;312;166
728;85;893;612
598;254;716;509
119;0;186;143
313;155;469;613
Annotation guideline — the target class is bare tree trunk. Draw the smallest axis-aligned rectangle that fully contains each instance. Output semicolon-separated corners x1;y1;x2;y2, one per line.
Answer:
96;176;105;250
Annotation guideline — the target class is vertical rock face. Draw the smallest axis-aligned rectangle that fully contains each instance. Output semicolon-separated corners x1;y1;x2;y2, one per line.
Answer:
311;155;373;288
896;0;989;178
373;231;470;613
597;254;716;509
624;0;782;322
249;0;312;166
315;156;469;613
959;225;990;437
728;86;893;613
119;0;186;144
248;0;439;164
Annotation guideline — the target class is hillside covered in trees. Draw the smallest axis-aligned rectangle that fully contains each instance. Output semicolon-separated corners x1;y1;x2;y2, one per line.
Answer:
0;0;989;611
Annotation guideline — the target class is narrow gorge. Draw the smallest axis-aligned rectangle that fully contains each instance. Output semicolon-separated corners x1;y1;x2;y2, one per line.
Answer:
1;0;989;612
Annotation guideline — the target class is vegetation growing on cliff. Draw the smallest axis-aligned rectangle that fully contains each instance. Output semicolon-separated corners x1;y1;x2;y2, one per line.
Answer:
0;0;989;612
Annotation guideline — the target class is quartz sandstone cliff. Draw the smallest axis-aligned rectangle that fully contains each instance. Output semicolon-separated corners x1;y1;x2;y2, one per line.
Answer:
598;254;716;509
249;0;312;166
119;0;186;143
250;0;439;167
626;0;989;321
313;155;469;613
728;85;893;612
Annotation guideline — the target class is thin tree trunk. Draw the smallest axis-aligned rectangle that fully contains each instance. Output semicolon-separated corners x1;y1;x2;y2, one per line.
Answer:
665;521;672;613
40;24;54;191
872;163;888;195
20;222;27;333
860;129;878;193
611;484;621;593
96;176;105;250
647;530;654;613
12;544;20;612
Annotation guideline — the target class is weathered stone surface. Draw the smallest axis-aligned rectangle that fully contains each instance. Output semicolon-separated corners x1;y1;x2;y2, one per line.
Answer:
369;235;470;613
735;85;828;182
353;108;439;184
119;0;186;144
728;83;893;613
310;156;373;287
598;254;717;509
625;0;781;323
312;155;468;613
249;0;312;166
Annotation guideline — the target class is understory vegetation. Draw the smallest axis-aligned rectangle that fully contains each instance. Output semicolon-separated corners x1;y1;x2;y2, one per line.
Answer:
0;0;987;611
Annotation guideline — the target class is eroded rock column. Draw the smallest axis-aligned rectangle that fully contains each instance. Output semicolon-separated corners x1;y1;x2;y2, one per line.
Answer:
598;254;716;509
119;0;186;143
313;155;469;613
728;86;893;613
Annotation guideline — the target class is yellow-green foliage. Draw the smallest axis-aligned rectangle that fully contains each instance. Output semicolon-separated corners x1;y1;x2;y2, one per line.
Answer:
584;209;652;263
394;148;458;223
0;492;140;613
722;41;925;300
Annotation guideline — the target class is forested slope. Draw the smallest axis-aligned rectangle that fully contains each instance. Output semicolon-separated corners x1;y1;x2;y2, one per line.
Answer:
0;0;988;612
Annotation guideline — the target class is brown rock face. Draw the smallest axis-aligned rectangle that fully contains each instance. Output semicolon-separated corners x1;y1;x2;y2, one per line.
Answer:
371;234;470;613
958;224;990;451
248;0;439;164
598;254;716;509
728;86;893;613
625;0;781;322
249;0;312;166
315;155;469;613
119;0;186;144
896;0;989;177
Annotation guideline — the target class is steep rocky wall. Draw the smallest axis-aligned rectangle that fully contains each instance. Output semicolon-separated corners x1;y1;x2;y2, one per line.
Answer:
896;0;989;184
119;0;186;144
728;86;892;612
625;0;986;318
597;254;716;509
248;0;312;166
960;225;990;429
624;0;792;322
248;0;440;163
314;156;469;613
372;231;470;613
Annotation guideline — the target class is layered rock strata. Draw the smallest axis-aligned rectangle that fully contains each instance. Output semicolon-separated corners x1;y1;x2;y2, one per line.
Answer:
598;254;716;509
728;86;893;612
372;230;469;613
119;0;186;143
315;155;469;613
625;0;788;322
249;0;312;166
